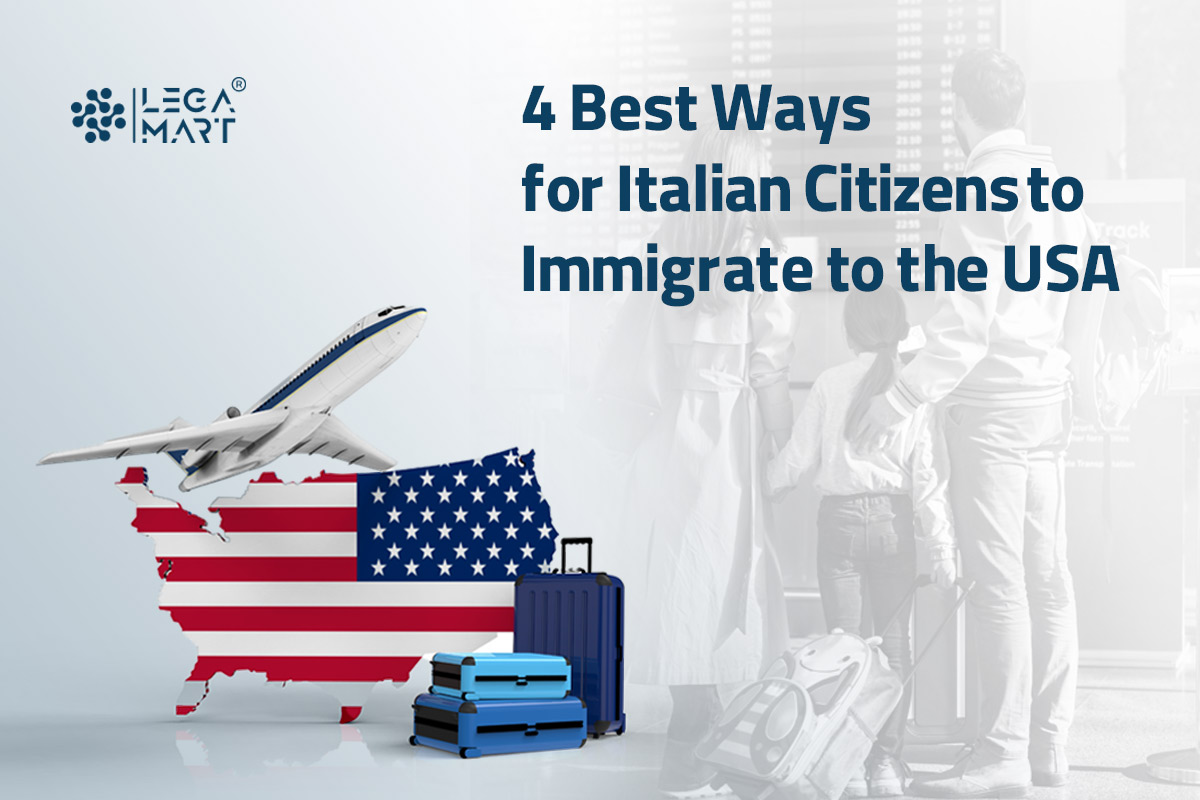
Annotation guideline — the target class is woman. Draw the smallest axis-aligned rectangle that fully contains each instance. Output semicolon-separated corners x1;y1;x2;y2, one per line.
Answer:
603;127;796;798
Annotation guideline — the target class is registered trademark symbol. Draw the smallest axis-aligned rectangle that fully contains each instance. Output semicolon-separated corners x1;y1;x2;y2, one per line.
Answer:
231;77;247;92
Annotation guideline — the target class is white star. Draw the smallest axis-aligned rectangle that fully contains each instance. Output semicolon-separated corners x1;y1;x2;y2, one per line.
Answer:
388;543;401;559
387;507;401;523
539;559;553;573
519;506;534;523
537;524;552;539
470;524;485;539
487;543;501;559
404;488;419;503
486;471;500;486
438;559;452;576
520;471;533;486
504;452;519;467
437;524;451;539
453;470;467;486
405;523;419;539
486;507;500;523
387;473;401;487
453;507;467;523
437;487;451;503
421;543;435;559
371;524;386;540
504;559;519;576
372;560;385;576
453;543;468;559
471;559;485;576
405;560;419;575
520;543;535;559
372;487;386;504
470;487;485;503
420;471;434;486
503;487;518;503
504;523;518;539
472;457;483;466
420;507;434;523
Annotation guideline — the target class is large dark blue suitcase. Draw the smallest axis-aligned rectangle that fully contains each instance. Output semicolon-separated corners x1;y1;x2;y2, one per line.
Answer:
513;538;626;738
409;693;587;758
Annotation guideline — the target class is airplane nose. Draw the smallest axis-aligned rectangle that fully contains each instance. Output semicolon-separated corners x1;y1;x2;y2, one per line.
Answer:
404;307;427;332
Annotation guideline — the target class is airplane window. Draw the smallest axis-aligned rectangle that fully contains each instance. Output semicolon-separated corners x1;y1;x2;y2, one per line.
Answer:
378;309;390;317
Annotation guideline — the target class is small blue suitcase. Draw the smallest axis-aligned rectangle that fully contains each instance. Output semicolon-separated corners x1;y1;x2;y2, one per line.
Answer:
514;538;626;738
430;652;571;701
410;693;588;758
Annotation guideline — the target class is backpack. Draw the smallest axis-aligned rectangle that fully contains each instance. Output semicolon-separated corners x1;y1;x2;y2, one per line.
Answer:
1065;218;1169;430
695;633;903;800
697;577;972;800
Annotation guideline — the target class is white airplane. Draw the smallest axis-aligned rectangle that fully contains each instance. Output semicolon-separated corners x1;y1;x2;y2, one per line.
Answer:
40;305;427;491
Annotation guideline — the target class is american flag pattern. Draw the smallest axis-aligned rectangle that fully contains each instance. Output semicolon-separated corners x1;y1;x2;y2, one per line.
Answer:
117;447;558;723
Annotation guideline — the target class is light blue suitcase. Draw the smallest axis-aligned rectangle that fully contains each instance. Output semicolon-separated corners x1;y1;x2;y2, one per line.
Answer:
429;652;571;701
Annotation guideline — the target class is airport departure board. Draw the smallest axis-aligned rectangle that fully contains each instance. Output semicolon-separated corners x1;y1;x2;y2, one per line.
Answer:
601;0;1003;264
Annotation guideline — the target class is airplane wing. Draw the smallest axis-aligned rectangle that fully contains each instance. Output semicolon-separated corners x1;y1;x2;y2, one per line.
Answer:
38;408;291;465
286;413;395;471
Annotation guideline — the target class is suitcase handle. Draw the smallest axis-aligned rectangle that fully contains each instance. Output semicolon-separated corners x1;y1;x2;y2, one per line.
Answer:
876;575;975;688
905;576;973;688
559;537;592;574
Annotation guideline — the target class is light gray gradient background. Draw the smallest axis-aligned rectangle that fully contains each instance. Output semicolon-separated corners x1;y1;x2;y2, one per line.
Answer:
1;1;1198;798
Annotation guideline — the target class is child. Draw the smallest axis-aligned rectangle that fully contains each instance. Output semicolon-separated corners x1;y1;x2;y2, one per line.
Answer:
767;286;956;798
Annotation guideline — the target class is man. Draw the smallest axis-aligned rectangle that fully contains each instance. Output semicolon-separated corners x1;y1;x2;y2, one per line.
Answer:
856;49;1081;798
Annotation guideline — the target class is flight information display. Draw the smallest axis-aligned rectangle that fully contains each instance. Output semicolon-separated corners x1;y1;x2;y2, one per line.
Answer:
602;0;1003;265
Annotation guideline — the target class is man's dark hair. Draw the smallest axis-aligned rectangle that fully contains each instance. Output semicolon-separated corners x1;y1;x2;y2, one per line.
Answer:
952;48;1026;131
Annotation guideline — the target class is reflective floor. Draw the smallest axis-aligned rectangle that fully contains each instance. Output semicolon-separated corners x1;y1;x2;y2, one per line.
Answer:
2;664;1198;799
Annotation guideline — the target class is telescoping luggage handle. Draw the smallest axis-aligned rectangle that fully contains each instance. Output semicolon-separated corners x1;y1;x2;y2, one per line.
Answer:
558;537;593;574
876;575;975;689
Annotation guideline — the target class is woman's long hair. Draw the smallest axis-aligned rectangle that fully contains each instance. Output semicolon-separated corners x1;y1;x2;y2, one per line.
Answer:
652;125;781;258
842;286;910;440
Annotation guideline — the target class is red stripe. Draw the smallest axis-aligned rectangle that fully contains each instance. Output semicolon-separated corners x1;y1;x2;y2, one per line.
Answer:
304;472;358;484
213;507;356;533
164;606;514;632
188;656;420;683
119;467;148;485
159;557;356;581
132;507;209;533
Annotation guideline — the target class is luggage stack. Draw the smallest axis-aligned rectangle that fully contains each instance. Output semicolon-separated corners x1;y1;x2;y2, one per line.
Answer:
410;537;626;758
411;652;586;758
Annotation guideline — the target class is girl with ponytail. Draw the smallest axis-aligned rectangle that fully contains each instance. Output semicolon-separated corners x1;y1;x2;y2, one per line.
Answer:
766;286;957;799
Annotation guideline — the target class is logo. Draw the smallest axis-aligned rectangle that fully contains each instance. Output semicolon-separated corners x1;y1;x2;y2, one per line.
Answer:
71;89;126;143
71;78;244;144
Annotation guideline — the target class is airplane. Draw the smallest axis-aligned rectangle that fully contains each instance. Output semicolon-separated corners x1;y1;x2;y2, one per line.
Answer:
39;305;427;491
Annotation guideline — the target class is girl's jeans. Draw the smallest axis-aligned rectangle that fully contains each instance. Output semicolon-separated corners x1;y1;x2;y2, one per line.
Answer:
817;492;916;760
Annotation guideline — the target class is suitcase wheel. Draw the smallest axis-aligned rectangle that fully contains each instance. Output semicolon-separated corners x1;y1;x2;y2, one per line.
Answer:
460;747;480;759
409;735;418;747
